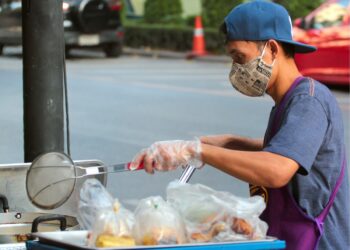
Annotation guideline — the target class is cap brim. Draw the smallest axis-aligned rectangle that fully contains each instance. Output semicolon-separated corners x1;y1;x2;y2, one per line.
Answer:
277;39;317;53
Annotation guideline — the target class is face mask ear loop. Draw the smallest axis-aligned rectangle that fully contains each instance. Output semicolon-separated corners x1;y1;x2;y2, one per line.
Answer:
260;42;268;58
271;58;276;67
261;42;275;67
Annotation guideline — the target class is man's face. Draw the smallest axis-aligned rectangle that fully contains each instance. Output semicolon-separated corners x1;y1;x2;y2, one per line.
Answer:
225;40;277;94
225;40;262;64
225;40;274;65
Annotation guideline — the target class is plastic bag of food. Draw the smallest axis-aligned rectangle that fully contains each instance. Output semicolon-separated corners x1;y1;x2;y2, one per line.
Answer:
89;199;136;247
216;190;268;241
77;179;136;247
166;181;268;242
77;179;114;231
132;196;188;245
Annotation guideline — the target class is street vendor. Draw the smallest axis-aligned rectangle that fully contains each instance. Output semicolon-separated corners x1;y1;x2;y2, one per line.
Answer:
130;1;350;249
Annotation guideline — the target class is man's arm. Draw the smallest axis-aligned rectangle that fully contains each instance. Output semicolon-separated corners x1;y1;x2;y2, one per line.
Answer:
201;143;299;188
131;139;298;186
200;134;263;151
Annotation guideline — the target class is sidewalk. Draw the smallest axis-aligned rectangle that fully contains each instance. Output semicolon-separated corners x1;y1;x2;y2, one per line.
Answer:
123;47;231;63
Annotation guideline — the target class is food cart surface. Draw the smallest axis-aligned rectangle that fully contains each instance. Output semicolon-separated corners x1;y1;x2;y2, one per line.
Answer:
26;231;286;250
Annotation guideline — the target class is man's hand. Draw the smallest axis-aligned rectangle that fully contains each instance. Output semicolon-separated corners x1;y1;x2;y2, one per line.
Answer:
130;140;202;174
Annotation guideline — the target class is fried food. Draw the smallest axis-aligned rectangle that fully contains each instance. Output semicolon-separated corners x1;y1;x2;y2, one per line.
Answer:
231;218;253;236
141;234;159;245
16;234;29;242
141;227;180;245
190;222;226;242
95;234;136;247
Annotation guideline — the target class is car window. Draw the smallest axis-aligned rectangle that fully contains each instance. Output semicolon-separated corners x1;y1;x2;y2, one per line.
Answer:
311;0;349;29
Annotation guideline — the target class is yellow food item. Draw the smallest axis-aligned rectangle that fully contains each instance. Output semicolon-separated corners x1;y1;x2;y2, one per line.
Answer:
113;201;120;213
140;227;180;245
95;235;136;247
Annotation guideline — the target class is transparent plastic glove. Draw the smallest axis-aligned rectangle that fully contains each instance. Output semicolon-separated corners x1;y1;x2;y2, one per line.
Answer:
130;140;202;173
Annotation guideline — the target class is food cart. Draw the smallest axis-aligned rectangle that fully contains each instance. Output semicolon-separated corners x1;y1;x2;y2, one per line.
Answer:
26;231;285;250
0;161;286;250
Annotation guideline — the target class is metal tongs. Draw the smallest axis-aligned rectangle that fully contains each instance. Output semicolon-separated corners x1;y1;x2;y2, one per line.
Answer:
179;165;196;183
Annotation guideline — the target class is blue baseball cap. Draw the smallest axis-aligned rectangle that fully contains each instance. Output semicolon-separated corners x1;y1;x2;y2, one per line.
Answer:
224;0;316;53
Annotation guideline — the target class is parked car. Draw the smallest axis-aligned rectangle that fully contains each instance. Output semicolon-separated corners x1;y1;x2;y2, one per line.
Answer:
293;0;349;86
0;0;124;57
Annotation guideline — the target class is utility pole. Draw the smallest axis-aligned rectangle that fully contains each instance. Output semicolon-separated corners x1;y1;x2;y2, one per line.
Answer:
22;0;65;162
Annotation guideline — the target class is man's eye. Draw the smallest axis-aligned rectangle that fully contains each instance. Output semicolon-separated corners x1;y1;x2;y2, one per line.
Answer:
233;55;244;64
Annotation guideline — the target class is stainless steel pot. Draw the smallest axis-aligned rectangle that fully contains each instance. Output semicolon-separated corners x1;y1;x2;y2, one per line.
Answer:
0;195;79;244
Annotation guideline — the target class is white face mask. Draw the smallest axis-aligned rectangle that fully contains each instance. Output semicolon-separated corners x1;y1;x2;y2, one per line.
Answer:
229;43;275;97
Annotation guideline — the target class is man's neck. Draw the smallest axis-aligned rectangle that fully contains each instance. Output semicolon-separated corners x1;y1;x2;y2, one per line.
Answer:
267;59;301;105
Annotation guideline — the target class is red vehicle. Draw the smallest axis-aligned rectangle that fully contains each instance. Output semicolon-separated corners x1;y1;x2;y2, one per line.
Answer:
293;0;349;86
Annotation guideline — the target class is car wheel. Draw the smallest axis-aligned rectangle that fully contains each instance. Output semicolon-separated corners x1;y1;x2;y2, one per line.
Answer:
0;44;3;56
103;43;122;58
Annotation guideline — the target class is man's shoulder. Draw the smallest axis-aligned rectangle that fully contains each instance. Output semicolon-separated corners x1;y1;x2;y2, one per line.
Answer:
291;77;337;112
293;77;332;98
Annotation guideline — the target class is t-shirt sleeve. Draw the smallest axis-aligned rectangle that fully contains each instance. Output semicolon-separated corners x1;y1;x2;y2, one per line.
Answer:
263;94;328;175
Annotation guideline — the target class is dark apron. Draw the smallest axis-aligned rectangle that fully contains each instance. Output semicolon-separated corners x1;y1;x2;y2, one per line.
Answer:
250;76;346;250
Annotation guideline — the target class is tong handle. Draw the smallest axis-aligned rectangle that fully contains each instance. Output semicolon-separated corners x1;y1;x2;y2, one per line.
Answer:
179;165;196;183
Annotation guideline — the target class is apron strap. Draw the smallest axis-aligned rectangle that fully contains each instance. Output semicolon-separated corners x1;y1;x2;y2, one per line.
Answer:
268;76;305;142
316;150;346;222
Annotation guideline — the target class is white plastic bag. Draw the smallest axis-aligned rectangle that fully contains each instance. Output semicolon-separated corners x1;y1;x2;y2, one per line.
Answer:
166;181;268;242
133;196;188;245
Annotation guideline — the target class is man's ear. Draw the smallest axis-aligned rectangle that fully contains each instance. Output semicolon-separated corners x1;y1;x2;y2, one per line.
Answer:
267;39;279;60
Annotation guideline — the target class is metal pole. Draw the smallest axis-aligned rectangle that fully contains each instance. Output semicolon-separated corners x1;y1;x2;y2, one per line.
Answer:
22;0;65;162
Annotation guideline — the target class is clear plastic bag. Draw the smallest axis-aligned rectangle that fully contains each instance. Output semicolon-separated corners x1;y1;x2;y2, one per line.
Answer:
77;179;114;231
132;196;188;245
166;181;268;242
89;199;136;247
77;179;136;247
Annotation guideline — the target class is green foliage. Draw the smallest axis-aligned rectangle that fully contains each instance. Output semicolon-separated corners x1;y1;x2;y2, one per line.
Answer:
144;0;183;24
273;0;324;20
200;0;323;29
185;15;197;27
201;0;244;28
124;24;225;53
124;0;325;54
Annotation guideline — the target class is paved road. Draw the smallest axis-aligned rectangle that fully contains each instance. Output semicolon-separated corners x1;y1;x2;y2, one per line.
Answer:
0;48;349;209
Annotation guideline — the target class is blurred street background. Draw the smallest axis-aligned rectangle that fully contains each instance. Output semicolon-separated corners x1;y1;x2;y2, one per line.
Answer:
0;0;349;210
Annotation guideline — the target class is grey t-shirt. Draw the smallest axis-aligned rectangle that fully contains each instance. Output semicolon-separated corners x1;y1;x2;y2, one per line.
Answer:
263;78;350;249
